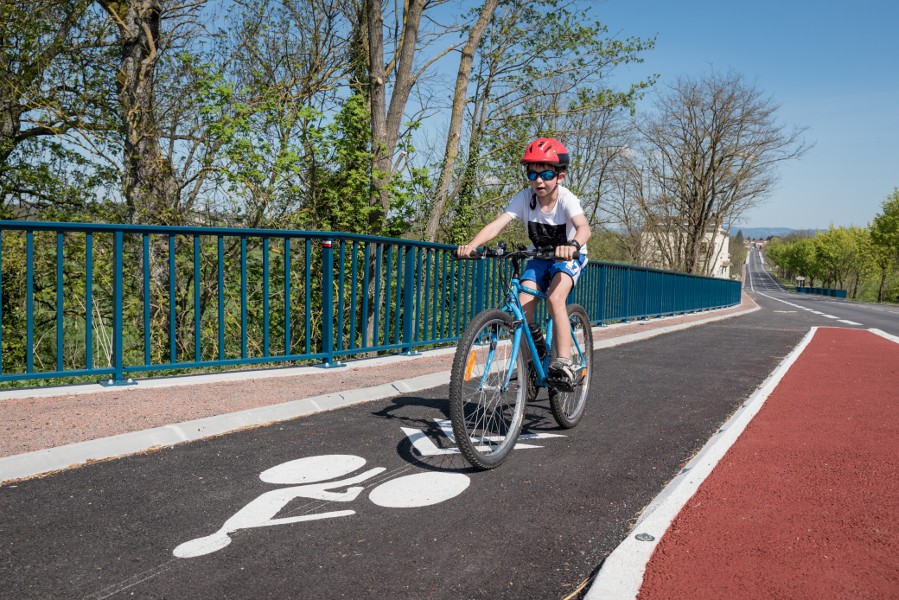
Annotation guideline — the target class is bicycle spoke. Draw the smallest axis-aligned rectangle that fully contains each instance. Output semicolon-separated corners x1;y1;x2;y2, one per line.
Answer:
449;310;525;468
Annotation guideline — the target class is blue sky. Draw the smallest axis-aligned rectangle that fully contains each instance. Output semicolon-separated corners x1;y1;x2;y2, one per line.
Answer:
597;0;899;230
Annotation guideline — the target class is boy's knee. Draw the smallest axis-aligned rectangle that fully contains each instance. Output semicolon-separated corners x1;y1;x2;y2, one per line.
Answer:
547;290;567;308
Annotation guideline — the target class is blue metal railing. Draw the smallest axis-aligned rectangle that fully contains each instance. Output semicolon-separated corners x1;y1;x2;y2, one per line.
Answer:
795;286;847;298
0;221;741;385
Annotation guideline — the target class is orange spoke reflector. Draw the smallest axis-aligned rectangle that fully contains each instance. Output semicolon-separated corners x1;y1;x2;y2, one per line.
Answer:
464;351;477;381
580;368;587;378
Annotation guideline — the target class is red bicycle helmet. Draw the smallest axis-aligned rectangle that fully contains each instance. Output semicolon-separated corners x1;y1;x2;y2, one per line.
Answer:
521;137;570;167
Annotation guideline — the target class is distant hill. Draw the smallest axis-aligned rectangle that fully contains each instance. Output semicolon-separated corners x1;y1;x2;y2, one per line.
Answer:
730;227;815;240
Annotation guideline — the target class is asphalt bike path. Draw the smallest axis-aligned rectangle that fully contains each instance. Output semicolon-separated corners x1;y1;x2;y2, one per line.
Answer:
0;303;812;600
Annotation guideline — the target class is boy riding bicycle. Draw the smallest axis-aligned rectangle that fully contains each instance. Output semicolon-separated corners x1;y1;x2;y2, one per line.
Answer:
456;137;592;387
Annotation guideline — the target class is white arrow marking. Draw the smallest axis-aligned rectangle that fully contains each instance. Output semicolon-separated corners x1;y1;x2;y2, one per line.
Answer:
433;419;565;443
402;427;460;456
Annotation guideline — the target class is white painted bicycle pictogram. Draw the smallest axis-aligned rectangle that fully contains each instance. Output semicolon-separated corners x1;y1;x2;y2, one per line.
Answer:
173;454;470;559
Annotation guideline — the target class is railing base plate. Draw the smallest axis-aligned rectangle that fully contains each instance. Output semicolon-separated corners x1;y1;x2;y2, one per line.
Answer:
316;361;347;369
98;378;138;387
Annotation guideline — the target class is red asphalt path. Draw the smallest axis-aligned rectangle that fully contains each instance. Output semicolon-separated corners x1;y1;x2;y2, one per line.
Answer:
638;327;899;599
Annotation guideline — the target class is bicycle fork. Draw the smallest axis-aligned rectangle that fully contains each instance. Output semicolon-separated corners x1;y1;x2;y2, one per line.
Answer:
466;323;526;394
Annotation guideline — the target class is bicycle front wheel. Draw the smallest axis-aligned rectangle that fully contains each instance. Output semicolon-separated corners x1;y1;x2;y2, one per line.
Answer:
549;304;593;428
449;309;526;469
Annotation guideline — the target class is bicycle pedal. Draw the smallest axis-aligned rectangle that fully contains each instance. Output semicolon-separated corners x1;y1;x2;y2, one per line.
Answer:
546;375;575;392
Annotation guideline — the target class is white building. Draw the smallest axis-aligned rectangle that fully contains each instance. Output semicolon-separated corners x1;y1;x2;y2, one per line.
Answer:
640;223;732;279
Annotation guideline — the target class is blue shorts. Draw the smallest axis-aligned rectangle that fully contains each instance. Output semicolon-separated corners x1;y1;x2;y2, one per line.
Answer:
521;255;588;292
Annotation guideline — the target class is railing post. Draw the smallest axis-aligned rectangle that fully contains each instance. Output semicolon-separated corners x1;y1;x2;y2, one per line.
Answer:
0;231;3;375
26;230;33;374
622;267;631;322
56;232;64;372
319;239;344;368
474;258;486;317
101;230;134;385
598;263;607;326
402;246;419;356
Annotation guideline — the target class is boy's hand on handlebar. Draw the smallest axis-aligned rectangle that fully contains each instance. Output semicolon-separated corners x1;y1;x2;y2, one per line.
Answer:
456;244;476;258
555;243;577;261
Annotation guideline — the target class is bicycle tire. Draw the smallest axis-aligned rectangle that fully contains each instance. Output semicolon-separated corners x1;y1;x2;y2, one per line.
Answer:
549;304;593;428
449;309;527;469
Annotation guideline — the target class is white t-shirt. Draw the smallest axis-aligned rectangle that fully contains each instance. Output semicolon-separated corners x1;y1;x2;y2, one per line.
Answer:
504;186;587;253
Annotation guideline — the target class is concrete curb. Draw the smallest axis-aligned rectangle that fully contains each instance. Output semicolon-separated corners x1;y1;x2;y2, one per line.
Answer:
0;371;451;484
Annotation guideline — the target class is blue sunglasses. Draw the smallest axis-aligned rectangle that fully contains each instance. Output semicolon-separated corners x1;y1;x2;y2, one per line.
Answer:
526;169;559;182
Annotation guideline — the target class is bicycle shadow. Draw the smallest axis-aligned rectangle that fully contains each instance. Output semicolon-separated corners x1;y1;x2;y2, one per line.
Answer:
370;394;450;426
373;393;568;473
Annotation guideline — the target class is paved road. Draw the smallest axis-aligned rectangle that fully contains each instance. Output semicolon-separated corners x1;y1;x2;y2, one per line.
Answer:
1;254;895;599
746;246;899;336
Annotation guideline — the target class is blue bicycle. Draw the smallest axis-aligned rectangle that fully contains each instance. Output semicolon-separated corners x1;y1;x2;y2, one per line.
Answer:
449;244;594;469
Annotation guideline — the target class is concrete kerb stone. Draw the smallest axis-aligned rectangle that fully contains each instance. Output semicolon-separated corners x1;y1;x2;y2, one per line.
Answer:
391;372;451;394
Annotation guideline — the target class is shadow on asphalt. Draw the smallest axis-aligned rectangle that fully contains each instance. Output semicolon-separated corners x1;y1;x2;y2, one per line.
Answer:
371;392;575;475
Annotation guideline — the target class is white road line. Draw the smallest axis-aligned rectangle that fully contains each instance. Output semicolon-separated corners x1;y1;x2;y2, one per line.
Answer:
755;292;865;327
870;328;899;344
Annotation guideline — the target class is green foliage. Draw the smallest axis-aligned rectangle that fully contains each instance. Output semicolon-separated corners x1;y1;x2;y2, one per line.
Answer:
871;189;899;264
1;139;119;221
445;0;656;241
0;0;118;220
870;189;899;302
584;231;632;263
765;205;899;303
192;57;322;225
300;92;376;232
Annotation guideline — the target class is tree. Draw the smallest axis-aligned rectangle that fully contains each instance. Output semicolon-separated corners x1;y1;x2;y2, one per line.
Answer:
597;155;650;263
769;235;820;286
635;71;809;274
198;0;355;229
0;0;115;218
1;0;94;163
433;0;654;243
365;0;426;231
729;230;746;278
814;226;857;290
846;226;875;299
871;189;899;302
423;0;499;242
96;0;183;224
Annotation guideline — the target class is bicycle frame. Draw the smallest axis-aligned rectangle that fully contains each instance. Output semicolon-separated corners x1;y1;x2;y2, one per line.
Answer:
450;247;594;469
480;255;587;394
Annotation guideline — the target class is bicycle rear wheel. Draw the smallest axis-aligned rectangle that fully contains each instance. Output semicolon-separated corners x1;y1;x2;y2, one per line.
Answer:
449;309;526;469
549;304;593;428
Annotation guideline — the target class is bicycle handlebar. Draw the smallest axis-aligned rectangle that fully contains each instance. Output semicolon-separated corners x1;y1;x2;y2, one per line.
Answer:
455;245;580;262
